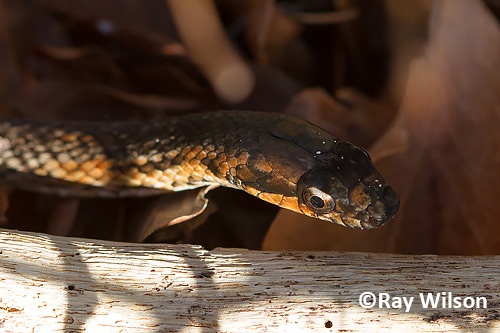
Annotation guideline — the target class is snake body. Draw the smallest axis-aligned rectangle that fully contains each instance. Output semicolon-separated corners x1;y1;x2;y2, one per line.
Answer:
0;111;399;229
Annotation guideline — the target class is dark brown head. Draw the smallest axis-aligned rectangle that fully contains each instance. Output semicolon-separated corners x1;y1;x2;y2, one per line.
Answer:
296;141;399;229
232;112;399;229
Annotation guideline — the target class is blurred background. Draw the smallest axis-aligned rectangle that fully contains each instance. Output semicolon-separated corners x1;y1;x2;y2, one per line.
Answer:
0;0;499;254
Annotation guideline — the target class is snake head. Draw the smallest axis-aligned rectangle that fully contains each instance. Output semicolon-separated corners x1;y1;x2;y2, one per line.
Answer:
296;141;399;230
226;111;398;229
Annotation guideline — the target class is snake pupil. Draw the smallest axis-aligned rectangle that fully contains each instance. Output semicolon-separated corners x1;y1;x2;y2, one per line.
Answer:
310;195;325;209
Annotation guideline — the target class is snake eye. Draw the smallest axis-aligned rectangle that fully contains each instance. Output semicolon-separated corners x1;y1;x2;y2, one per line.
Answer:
310;195;325;208
302;187;335;214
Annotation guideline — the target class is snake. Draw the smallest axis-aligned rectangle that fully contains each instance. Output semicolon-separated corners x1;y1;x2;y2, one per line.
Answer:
0;111;399;230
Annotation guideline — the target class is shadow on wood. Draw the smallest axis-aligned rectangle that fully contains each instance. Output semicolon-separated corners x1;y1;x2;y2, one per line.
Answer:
0;228;499;331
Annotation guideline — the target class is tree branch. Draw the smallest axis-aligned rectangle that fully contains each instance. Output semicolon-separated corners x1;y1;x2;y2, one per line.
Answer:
0;228;498;331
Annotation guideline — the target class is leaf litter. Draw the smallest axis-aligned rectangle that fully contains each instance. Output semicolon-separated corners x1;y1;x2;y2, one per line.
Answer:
1;0;498;254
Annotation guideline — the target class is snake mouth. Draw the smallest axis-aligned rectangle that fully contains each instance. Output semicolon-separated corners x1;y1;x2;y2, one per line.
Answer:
328;185;399;230
338;214;390;230
360;186;399;229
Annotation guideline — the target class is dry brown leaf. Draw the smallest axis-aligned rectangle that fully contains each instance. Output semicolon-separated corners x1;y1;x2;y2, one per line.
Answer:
263;0;500;255
368;124;408;164
89;83;206;113
286;87;397;148
129;185;219;243
10;79;209;121
38;45;126;79
0;186;10;226
10;80;162;121
245;0;299;65
45;198;80;236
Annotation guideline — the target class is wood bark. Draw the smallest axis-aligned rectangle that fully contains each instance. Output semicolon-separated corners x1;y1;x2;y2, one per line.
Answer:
0;228;499;332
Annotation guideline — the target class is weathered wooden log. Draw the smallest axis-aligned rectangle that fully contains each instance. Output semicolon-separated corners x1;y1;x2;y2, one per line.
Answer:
0;228;499;332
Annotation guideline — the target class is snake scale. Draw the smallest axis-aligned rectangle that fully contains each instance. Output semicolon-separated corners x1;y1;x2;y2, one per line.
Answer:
0;111;399;230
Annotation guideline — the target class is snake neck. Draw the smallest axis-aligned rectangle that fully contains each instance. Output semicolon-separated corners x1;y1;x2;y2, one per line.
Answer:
0;112;277;196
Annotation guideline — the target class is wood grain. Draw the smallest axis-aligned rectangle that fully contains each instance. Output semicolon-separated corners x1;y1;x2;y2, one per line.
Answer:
0;228;499;332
